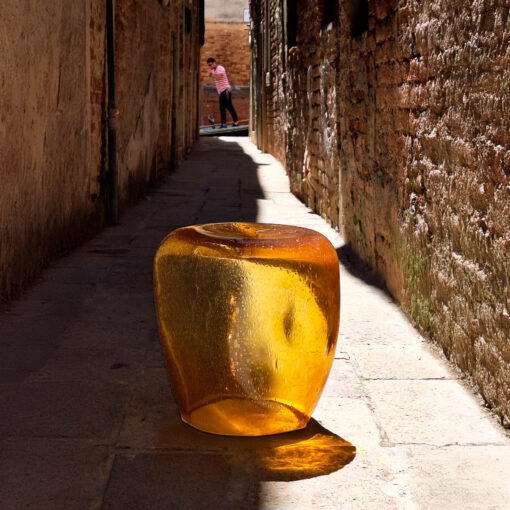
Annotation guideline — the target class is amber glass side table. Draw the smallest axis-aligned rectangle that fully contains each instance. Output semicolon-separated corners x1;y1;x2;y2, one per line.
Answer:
153;223;340;436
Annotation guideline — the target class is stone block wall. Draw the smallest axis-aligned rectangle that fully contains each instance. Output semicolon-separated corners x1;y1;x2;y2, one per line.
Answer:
250;0;510;426
0;0;201;300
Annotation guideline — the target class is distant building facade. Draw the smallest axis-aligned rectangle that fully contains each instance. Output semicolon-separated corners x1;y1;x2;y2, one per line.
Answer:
200;1;250;126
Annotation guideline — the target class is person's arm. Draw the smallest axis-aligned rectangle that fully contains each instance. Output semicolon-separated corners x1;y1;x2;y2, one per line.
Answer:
210;65;226;81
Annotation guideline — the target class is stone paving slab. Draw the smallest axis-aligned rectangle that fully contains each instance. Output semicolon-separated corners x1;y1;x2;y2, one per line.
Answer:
0;380;129;440
366;379;505;446
0;438;110;510
347;343;454;380
102;453;258;510
403;444;510;510
0;137;508;509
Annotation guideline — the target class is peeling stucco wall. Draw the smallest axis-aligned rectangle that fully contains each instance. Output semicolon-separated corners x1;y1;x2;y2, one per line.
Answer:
251;0;510;426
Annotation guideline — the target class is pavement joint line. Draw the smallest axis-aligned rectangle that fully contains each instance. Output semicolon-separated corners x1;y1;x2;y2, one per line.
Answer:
362;377;457;381
97;372;142;506
113;447;230;454
342;368;395;445
388;442;510;447
98;450;120;509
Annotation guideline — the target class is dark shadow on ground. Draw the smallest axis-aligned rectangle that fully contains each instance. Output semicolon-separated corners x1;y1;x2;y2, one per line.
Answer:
0;138;356;510
336;244;391;294
102;139;356;508
103;416;355;509
157;415;356;483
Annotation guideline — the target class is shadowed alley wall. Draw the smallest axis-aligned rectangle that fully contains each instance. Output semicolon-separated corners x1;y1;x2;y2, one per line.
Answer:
0;0;201;300
250;0;510;425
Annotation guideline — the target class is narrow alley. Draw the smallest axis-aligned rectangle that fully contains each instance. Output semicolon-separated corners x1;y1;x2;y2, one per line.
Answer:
1;137;508;509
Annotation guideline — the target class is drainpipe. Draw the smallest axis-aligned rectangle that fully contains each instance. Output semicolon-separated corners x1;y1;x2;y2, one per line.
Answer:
106;0;118;224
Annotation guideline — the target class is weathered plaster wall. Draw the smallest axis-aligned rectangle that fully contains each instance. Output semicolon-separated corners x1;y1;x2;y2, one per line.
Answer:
115;0;200;205
0;0;200;300
0;1;100;298
251;0;510;425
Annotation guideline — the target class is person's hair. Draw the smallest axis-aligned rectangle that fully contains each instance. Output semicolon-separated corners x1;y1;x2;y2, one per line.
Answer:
206;57;216;64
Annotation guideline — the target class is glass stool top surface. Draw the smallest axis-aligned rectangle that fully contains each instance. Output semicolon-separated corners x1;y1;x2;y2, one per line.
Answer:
195;222;319;244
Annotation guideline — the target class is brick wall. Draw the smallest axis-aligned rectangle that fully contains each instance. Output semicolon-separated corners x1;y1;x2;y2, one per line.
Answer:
200;22;250;125
251;0;510;426
201;23;250;85
201;86;250;126
0;0;201;300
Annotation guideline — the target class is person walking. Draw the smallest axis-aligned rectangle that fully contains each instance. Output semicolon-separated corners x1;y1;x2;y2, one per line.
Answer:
207;57;239;128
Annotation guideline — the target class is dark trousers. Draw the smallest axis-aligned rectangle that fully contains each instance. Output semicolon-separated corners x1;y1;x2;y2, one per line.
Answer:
219;89;238;125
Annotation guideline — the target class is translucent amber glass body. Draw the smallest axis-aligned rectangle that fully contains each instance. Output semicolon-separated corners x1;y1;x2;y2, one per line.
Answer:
153;223;340;436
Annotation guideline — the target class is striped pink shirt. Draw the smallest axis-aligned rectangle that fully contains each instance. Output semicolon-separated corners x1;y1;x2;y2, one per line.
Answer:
211;65;231;94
